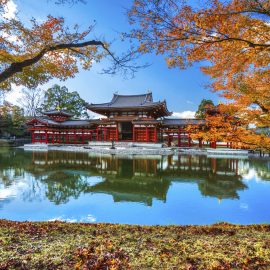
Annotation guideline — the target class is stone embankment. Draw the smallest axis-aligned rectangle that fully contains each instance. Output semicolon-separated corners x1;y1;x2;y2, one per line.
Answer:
23;142;250;157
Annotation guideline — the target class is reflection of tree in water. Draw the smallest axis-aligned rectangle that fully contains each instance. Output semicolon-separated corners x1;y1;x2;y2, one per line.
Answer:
0;148;31;187
198;176;246;200
43;171;90;204
88;176;170;206
0;149;46;206
87;158;170;206
26;152;249;204
1;149;266;206
159;155;248;200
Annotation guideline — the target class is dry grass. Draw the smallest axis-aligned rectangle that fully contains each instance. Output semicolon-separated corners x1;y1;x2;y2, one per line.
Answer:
0;220;270;269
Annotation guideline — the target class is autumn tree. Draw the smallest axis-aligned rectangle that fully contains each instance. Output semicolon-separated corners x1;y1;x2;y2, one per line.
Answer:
0;0;139;92
188;103;270;151
129;0;270;149
41;84;88;118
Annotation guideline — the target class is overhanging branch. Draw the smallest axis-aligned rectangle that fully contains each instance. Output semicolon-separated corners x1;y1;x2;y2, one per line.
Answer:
0;40;107;84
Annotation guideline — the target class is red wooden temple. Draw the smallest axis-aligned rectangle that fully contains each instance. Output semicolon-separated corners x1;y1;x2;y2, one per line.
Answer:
27;92;208;147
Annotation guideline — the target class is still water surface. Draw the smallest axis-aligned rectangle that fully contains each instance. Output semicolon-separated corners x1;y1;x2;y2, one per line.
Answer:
0;148;270;225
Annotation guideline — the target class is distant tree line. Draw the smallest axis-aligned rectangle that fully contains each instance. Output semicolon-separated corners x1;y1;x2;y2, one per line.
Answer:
0;84;89;138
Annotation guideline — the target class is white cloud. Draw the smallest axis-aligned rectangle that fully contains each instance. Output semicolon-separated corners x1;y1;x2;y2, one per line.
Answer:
2;0;17;19
5;84;23;105
88;111;103;119
48;214;96;223
48;216;77;223
171;111;196;119
240;203;248;210
0;181;27;200
242;168;260;181
80;214;96;222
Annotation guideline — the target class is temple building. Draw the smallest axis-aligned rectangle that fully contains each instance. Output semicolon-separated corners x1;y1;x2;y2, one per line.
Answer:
26;110;97;144
27;92;205;146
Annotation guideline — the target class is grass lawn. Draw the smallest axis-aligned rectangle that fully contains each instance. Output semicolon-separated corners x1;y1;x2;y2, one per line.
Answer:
0;220;269;269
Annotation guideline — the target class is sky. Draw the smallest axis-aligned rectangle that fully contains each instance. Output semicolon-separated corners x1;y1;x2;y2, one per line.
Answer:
4;0;220;118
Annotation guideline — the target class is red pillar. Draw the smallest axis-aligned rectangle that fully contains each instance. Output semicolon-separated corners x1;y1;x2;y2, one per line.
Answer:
178;129;180;147
52;132;55;144
96;128;99;141
82;129;85;144
31;131;34;143
133;125;135;142
73;132;76;144
154;127;157;143
199;138;202;148
104;128;107;141
66;132;69;144
45;130;48;144
146;127;149;142
116;125;119;141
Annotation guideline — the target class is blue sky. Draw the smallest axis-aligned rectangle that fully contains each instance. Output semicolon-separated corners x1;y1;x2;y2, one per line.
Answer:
6;0;219;117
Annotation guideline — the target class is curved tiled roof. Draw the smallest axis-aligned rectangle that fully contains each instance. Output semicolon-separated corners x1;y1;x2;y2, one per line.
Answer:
88;93;153;108
42;110;74;117
87;92;171;117
27;117;97;127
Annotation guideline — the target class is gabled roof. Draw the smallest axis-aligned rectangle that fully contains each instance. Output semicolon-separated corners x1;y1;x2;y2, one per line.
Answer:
87;92;172;117
89;93;153;108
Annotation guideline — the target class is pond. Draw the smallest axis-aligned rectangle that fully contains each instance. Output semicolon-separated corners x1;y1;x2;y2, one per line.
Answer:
0;148;270;225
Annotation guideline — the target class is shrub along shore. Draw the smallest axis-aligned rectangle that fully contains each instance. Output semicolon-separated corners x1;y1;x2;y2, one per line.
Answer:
0;220;269;269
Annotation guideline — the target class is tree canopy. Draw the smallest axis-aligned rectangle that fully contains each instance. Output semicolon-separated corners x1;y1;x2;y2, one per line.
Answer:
0;102;25;137
41;84;88;118
195;99;214;119
128;0;270;149
0;0;139;92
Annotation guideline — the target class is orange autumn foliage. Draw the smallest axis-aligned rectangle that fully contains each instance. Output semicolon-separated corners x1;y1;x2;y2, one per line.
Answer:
129;0;270;150
0;1;138;91
188;104;270;151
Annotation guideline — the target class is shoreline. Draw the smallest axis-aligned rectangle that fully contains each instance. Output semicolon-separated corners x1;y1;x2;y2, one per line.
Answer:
0;220;269;269
21;143;256;158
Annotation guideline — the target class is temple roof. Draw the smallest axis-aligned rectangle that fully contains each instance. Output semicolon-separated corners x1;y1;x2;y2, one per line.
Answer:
87;92;171;117
42;110;74;117
27;117;97;127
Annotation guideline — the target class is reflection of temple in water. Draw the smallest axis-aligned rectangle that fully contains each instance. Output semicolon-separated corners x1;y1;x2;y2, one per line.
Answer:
28;151;247;205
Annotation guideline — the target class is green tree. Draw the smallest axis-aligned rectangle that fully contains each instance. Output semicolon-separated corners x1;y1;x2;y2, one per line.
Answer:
0;102;26;137
195;99;215;119
42;84;88;118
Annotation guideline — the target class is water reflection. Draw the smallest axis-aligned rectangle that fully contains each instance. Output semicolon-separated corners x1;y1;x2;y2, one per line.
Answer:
1;149;269;206
1;149;270;224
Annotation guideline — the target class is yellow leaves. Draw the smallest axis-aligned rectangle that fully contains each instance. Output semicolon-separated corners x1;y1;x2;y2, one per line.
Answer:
165;57;175;67
138;43;148;53
0;2;113;91
128;0;270;151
